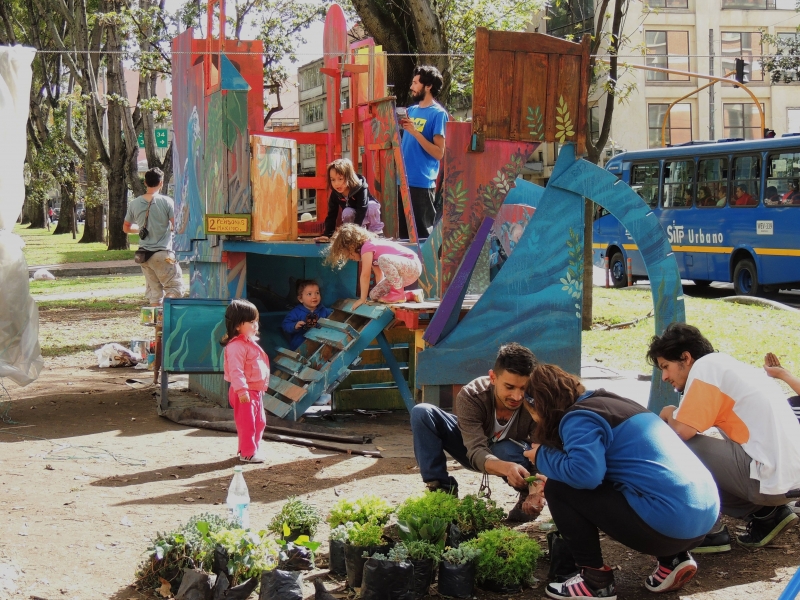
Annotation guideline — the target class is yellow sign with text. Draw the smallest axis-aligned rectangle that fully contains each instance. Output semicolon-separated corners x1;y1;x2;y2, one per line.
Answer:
204;214;251;236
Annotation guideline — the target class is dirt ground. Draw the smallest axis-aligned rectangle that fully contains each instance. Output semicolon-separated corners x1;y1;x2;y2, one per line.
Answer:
1;355;799;600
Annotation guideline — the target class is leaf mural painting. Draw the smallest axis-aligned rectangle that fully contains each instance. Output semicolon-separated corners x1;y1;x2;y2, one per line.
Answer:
527;106;544;140
555;96;575;143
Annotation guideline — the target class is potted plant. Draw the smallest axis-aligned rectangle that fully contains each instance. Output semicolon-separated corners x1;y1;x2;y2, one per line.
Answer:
344;521;391;588
472;527;541;593
449;494;505;547
438;543;482;598
404;540;441;599
397;514;449;550
327;495;394;528
396;490;460;525
328;521;356;576
361;543;415;600
267;496;321;541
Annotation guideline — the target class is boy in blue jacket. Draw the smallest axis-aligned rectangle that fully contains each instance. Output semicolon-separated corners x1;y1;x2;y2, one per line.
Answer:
282;280;333;350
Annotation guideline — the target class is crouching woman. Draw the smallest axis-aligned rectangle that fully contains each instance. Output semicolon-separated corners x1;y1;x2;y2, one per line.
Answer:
522;364;719;599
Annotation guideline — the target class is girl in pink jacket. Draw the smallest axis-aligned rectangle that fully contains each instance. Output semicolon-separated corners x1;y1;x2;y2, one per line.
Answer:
221;299;270;463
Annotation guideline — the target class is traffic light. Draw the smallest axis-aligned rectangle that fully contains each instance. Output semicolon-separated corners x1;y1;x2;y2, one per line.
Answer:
734;58;748;87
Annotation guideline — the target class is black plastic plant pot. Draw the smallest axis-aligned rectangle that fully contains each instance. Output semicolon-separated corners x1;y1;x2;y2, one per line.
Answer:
478;577;524;593
283;527;312;543
258;569;302;600
361;558;415;600
343;543;391;588
329;539;347;576
410;558;436;599
437;561;476;598
447;522;477;548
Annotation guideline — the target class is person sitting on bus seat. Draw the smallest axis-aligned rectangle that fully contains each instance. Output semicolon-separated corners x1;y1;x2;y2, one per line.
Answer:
765;186;781;205
682;189;693;207
697;186;713;207
733;184;757;206
715;186;727;207
782;180;800;203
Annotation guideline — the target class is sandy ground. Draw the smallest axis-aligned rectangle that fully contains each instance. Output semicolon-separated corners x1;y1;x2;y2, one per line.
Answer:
1;360;798;600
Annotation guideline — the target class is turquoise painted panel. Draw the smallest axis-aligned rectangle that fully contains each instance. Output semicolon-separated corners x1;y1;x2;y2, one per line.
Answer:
417;145;585;385
418;220;443;300
163;298;228;373
547;155;685;412
504;177;544;208
221;54;250;91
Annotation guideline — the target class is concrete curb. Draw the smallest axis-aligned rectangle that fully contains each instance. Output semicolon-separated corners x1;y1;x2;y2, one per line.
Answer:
721;295;800;313
29;264;143;277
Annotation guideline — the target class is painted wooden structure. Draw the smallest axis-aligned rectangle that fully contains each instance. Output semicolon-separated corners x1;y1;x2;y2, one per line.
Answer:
169;1;685;418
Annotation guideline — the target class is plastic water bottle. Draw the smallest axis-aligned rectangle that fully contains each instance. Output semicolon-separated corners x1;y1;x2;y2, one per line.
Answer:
226;466;250;528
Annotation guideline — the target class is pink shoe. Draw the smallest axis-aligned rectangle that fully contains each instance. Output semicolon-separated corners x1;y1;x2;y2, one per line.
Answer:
378;288;406;303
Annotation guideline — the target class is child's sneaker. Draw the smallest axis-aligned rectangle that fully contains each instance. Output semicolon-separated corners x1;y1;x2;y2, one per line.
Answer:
737;504;798;547
644;552;697;593
240;451;266;464
546;567;616;599
405;289;424;303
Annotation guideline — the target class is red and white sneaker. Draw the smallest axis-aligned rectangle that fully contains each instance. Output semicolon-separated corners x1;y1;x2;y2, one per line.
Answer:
377;288;406;303
546;569;617;599
644;552;697;593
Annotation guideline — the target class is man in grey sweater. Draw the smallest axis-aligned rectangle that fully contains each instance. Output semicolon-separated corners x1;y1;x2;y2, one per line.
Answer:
410;343;538;521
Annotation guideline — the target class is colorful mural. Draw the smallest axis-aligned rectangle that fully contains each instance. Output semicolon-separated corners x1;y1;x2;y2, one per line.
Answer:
489;204;536;277
250;135;298;241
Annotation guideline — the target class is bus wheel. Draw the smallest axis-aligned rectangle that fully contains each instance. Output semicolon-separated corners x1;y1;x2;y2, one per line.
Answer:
733;259;761;296
609;252;627;288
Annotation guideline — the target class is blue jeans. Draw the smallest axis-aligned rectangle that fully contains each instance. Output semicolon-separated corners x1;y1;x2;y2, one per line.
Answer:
410;403;532;487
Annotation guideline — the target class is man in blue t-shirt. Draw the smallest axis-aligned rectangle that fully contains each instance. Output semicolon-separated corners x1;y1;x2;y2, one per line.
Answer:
399;65;448;238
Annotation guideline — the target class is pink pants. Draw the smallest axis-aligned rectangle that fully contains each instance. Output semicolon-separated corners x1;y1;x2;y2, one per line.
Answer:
229;387;267;457
370;254;422;300
342;200;384;234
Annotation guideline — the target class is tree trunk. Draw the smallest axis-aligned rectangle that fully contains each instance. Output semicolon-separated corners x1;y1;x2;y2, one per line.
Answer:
80;128;106;243
53;182;76;234
25;191;46;229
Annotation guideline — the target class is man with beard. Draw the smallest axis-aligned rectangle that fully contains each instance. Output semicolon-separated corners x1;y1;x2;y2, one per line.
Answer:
410;342;540;521
398;65;448;238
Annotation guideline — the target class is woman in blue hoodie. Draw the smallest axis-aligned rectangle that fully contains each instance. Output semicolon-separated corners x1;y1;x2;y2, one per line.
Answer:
314;158;384;242
522;363;719;599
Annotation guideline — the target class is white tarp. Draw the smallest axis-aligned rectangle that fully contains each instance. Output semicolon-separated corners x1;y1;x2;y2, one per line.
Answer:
0;46;42;386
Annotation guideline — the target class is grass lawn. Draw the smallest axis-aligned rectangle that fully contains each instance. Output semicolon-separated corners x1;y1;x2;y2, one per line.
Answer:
584;287;800;381
29;274;146;295
15;223;140;265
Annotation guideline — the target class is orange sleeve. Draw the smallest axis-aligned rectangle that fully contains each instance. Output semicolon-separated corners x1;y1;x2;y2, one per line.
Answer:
675;379;725;433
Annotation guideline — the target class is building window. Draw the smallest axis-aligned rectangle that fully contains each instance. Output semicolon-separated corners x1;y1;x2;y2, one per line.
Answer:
722;0;795;8
645;0;688;7
341;126;351;153
546;0;595;39
788;108;800;133
590;105;600;144
299;144;316;161
340;87;350;110
299;67;323;92
723;103;763;139
721;32;762;81
648;103;692;148
301;100;324;126
645;31;689;81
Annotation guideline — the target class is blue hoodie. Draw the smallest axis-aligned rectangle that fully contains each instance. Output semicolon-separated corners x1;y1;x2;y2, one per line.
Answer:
535;390;719;540
281;304;333;350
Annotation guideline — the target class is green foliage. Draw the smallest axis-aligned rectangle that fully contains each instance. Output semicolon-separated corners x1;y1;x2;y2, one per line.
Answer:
405;540;442;562
397;515;449;550
396;490;460;524
134;513;239;593
327;495;394;527
347;521;384;547
329;522;357;542
369;543;410;562
472;528;541;586
197;527;281;585
441;543;482;565
267;497;322;537
762;32;800;84
454;495;506;535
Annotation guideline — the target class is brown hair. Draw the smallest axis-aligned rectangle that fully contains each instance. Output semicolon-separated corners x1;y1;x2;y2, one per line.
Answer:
527;363;584;450
220;299;259;346
296;278;320;297
323;222;376;270
327;158;360;193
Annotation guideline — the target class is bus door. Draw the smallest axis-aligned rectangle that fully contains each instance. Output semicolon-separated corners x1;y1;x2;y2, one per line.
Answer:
695;157;729;282
662;158;709;281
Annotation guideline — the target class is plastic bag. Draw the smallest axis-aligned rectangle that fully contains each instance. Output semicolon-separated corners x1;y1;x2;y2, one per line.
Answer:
95;343;140;368
32;268;55;280
329;539;347;576
278;543;313;571
437;561;475;598
410;558;435;599
344;543;391;588
446;522;476;548
258;569;302;600
175;568;213;600
360;558;414;600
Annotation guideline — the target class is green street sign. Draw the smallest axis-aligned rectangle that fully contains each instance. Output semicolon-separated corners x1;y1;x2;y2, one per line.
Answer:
137;131;145;148
155;129;169;148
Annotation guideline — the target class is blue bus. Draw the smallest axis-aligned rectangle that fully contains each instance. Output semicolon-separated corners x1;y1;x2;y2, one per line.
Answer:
593;136;800;296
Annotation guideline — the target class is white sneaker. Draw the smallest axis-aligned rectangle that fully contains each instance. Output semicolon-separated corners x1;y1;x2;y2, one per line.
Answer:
240;452;266;464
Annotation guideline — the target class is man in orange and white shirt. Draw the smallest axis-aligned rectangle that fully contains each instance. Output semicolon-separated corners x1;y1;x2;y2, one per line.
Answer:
647;323;800;552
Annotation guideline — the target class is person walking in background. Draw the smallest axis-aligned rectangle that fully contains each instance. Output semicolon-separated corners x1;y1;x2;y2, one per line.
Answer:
221;299;269;464
123;168;185;306
398;65;448;238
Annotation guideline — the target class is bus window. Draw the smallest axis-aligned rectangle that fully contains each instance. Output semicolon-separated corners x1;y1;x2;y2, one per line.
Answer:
730;155;760;207
766;152;800;206
697;157;727;208
663;160;694;208
631;162;659;208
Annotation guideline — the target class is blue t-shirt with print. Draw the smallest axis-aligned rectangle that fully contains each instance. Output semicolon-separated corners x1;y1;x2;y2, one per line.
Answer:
400;102;448;188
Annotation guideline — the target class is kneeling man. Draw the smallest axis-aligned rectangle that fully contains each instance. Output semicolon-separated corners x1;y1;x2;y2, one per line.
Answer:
648;323;800;550
410;342;537;521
